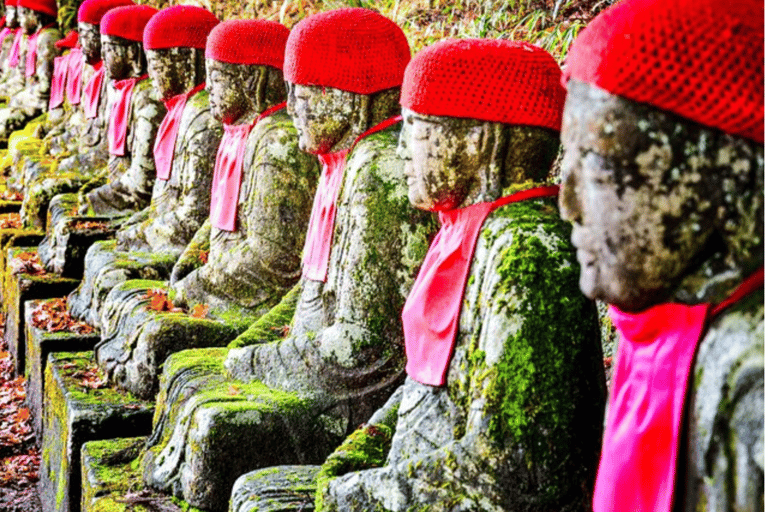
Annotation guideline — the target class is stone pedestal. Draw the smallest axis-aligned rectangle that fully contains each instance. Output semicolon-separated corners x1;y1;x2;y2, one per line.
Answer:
230;465;319;512
46;216;121;278
0;199;22;213
24;299;100;435
39;352;154;512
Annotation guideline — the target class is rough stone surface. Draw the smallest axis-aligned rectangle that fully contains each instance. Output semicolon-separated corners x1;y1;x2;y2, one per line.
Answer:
230;465;320;512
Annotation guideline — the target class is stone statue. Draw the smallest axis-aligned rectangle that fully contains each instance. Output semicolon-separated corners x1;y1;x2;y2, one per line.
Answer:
0;4;22;96
138;9;436;511
0;1;29;101
558;1;763;511
94;18;318;399
67;5;220;327
234;39;606;512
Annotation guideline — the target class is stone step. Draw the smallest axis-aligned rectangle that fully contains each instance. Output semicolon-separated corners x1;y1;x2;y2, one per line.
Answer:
40;352;154;512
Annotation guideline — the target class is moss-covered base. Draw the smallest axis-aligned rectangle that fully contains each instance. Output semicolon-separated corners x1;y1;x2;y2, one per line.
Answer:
47;215;122;278
230;465;320;512
0;199;22;214
3;247;78;375
39;352;154;512
24;298;100;435
0;230;44;286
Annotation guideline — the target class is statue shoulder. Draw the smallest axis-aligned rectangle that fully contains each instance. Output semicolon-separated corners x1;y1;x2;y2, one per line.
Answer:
345;123;403;189
247;110;317;171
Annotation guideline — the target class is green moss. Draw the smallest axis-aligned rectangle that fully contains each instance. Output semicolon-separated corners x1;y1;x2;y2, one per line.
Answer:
228;282;301;348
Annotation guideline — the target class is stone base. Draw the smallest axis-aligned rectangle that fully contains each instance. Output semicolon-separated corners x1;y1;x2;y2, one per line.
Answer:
0;199;22;214
0;230;44;287
39;352;154;512
46;216;121;278
81;437;185;512
4;248;78;375
24;299;100;435
230;465;319;512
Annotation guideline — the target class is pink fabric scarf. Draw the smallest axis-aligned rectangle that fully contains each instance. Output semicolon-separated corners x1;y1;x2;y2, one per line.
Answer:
402;185;560;386
301;115;402;282
82;60;104;119
48;53;68;110
209;102;286;232
593;267;764;512
65;47;83;105
153;82;206;181
7;28;22;67
0;27;12;46
24;23;55;77
108;75;147;156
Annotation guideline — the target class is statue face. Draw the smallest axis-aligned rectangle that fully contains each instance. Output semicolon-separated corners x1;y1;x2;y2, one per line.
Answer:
286;82;356;154
398;107;485;211
101;35;130;80
5;6;17;28
559;80;719;312
79;22;101;66
147;47;196;101
18;6;37;35
205;58;249;124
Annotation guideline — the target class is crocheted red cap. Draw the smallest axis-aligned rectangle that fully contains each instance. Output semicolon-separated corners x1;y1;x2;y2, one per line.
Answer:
55;29;77;48
565;0;763;143
143;5;218;50
18;0;56;17
101;5;157;42
401;39;564;131
284;8;410;94
205;19;288;68
4;0;15;7
77;0;133;24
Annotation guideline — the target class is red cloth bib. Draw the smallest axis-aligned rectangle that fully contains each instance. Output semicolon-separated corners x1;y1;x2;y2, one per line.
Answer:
24;24;54;78
301;115;402;282
48;53;68;110
209;102;286;232
0;27;12;46
7;28;22;67
594;267;764;512
65;47;83;105
108;75;147;156
153;83;205;181
82;61;104;119
402;185;560;386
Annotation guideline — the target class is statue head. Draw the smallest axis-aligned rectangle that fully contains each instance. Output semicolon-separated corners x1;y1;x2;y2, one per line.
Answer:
5;4;17;28
204;19;288;124
283;8;409;154
559;0;763;312
16;0;57;35
398;39;564;211
99;5;156;80
77;0;134;65
142;5;218;101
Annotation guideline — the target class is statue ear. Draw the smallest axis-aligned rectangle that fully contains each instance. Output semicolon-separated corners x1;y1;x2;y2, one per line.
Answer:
352;92;372;136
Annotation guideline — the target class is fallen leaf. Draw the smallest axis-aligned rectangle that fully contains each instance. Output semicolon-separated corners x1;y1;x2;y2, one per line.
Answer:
190;304;209;319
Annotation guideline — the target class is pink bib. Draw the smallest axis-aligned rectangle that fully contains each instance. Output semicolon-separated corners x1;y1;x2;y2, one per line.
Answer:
402;185;560;386
65;48;83;105
48;54;68;110
209;102;287;232
153;83;205;181
594;267;764;512
301;115;402;282
7;28;22;67
108;75;146;156
0;27;12;46
82;61;104;119
24;24;54;78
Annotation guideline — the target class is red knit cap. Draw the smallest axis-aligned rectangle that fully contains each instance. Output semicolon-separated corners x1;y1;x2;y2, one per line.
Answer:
205;19;288;68
18;0;56;17
284;8;409;94
4;0;16;7
565;0;763;143
401;39;564;131
101;5;156;42
143;5;218;50
55;29;77;48
77;0;133;24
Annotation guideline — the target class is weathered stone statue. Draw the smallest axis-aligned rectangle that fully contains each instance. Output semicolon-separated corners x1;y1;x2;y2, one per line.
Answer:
0;0;29;101
138;9;436;511
67;5;220;327
95;18;318;399
558;1;763;511
41;30;79;133
0;2;23;96
232;38;606;512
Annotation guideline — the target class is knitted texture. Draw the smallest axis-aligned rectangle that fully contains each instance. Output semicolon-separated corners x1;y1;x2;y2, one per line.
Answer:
565;0;763;143
4;1;14;7
55;29;77;48
143;5;218;50
205;19;288;68
401;39;564;131
77;0;133;24
101;5;157;42
18;0;56;17
284;8;409;94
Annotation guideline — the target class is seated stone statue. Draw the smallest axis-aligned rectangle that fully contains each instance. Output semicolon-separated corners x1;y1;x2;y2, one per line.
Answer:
0;2;21;94
235;39;606;512
67;5;220;327
40;30;78;135
138;9;435;511
558;0;763;511
0;0;28;102
95;18;319;398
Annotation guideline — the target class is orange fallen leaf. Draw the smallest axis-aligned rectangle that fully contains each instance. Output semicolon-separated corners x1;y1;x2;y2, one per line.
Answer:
190;304;209;319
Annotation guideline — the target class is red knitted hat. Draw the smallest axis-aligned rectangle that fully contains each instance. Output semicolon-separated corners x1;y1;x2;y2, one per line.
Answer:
205;19;288;68
4;0;15;7
284;8;410;94
143;5;218;50
401;39;564;131
101;5;157;42
18;0;56;17
77;0;133;24
55;29;77;48
565;0;764;143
